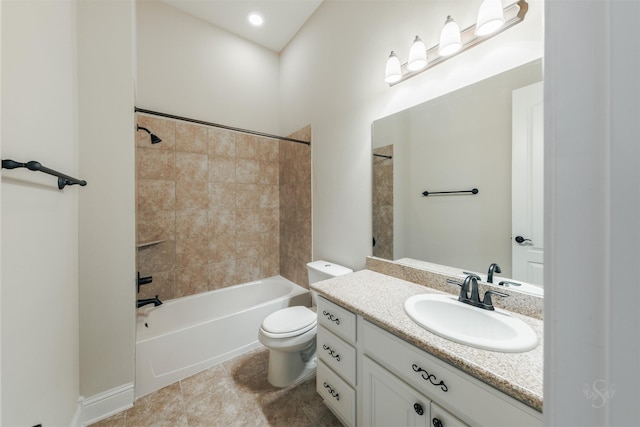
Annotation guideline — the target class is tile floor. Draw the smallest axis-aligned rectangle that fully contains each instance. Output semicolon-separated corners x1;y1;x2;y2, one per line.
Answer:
91;347;343;427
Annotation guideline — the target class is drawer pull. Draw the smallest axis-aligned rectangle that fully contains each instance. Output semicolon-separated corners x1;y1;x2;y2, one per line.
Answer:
322;310;340;325
323;382;340;401
322;344;341;361
432;418;444;427
412;363;448;392
414;403;424;416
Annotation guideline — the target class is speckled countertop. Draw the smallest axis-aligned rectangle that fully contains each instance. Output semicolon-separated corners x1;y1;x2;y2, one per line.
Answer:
311;269;543;413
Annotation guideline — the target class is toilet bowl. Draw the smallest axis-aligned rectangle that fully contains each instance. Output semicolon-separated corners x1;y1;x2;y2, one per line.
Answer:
258;260;353;387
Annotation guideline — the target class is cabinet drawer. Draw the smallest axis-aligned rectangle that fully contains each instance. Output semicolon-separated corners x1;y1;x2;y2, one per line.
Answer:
317;326;357;385
363;321;542;427
317;360;356;427
317;296;356;343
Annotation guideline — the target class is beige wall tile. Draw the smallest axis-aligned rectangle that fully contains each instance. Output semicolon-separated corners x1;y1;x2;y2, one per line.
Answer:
175;265;209;298
137;147;175;180
137;241;176;278
175;237;208;268
259;138;279;162
137;179;175;211
259;208;279;233
208;128;235;157
208;233;236;263
236;184;261;209
176;152;207;182
208;156;235;183
236;232;262;258
235;158;259;184
176;122;207;153
208;183;236;210
175;180;208;210
235;134;259;159
235;257;261;283
137;209;176;243
208;208;235;235
208;260;236;290
176;209;208;240
259;185;279;209
258;161;278;185
235;209;260;233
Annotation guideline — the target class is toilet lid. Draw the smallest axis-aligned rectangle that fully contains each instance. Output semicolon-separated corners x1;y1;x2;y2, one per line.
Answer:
262;306;316;334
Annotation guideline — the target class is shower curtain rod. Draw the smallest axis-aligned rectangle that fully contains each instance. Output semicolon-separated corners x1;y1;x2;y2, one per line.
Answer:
134;108;311;146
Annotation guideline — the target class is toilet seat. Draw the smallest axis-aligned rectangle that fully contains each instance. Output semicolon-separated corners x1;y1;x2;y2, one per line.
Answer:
260;306;317;338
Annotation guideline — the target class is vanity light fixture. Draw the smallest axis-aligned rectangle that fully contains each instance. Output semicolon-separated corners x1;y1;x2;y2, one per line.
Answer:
384;51;402;84
438;16;462;57
476;0;505;36
384;0;528;86
408;36;427;71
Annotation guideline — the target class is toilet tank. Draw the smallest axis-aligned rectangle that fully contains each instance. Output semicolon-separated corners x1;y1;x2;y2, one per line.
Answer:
307;260;353;284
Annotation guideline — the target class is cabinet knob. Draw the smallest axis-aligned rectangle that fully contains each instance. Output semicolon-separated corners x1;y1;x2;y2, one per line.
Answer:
413;403;424;416
432;418;444;427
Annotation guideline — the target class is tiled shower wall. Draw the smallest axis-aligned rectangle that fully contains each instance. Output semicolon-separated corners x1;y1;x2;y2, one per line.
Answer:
372;144;393;260
136;114;311;301
279;126;312;287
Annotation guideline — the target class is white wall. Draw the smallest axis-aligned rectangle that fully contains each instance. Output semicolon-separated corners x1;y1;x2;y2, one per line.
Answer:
279;0;543;270
1;1;80;425
136;0;280;134
77;0;136;413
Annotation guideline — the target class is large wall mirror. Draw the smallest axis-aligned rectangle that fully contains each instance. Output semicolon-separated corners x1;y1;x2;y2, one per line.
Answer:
372;59;543;292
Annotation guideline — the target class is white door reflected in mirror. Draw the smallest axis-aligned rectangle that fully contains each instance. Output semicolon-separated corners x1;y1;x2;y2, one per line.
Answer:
512;81;544;286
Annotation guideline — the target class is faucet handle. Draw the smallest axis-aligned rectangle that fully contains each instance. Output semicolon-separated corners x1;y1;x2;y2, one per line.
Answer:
482;289;509;310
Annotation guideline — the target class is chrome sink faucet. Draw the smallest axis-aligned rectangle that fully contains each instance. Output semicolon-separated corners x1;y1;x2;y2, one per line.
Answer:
487;263;502;283
448;274;509;311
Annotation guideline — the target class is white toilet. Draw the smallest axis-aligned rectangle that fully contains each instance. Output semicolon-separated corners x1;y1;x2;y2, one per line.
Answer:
258;260;353;387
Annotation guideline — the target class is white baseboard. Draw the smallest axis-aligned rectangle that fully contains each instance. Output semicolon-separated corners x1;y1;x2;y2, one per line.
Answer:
80;382;134;426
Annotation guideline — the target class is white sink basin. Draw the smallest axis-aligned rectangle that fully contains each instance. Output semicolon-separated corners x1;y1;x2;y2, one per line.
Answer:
404;294;538;353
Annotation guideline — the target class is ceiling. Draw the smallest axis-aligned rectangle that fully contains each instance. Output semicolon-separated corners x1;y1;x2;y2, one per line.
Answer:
161;0;324;53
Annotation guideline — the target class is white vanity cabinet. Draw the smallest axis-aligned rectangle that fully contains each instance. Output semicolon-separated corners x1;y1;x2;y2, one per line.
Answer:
362;320;542;427
363;356;467;427
316;297;358;427
315;296;542;427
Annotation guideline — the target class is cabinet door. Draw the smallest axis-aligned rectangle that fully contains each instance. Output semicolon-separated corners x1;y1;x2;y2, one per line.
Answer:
363;356;431;427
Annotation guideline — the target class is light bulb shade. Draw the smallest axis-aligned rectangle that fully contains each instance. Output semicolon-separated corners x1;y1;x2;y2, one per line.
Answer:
475;0;505;36
439;16;461;56
384;51;402;84
407;36;427;71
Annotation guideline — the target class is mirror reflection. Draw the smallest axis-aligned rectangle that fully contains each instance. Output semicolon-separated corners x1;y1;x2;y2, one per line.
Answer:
372;59;543;291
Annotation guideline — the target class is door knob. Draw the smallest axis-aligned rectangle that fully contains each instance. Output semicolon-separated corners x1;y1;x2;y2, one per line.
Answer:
515;235;532;244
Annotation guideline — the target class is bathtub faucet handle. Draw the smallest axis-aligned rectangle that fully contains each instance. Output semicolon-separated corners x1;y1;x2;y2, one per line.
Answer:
137;271;153;293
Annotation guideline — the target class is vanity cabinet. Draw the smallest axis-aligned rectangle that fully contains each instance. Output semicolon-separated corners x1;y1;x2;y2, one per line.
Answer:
316;296;542;427
363;356;467;427
316;297;358;427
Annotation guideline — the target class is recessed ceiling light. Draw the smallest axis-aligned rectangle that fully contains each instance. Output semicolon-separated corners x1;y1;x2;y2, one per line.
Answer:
248;12;264;27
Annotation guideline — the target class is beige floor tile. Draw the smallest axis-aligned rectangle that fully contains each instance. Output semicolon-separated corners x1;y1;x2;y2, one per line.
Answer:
125;383;187;427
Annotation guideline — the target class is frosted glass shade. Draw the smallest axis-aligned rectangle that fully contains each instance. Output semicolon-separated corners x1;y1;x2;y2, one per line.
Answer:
384;51;402;84
475;0;505;36
438;16;461;57
407;36;427;71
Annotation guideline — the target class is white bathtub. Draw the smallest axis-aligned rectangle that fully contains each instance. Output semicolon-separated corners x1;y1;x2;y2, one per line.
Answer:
135;275;310;398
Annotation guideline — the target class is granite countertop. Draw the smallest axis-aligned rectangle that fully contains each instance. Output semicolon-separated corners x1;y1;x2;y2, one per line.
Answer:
311;269;543;413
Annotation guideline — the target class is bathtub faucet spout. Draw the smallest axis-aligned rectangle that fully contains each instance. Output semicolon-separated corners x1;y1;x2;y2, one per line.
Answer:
137;295;162;308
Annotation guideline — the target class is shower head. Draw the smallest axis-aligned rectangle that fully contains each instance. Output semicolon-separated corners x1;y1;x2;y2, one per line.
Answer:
136;125;162;144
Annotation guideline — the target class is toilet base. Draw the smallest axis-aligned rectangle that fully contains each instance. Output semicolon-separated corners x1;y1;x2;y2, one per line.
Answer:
266;342;317;388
